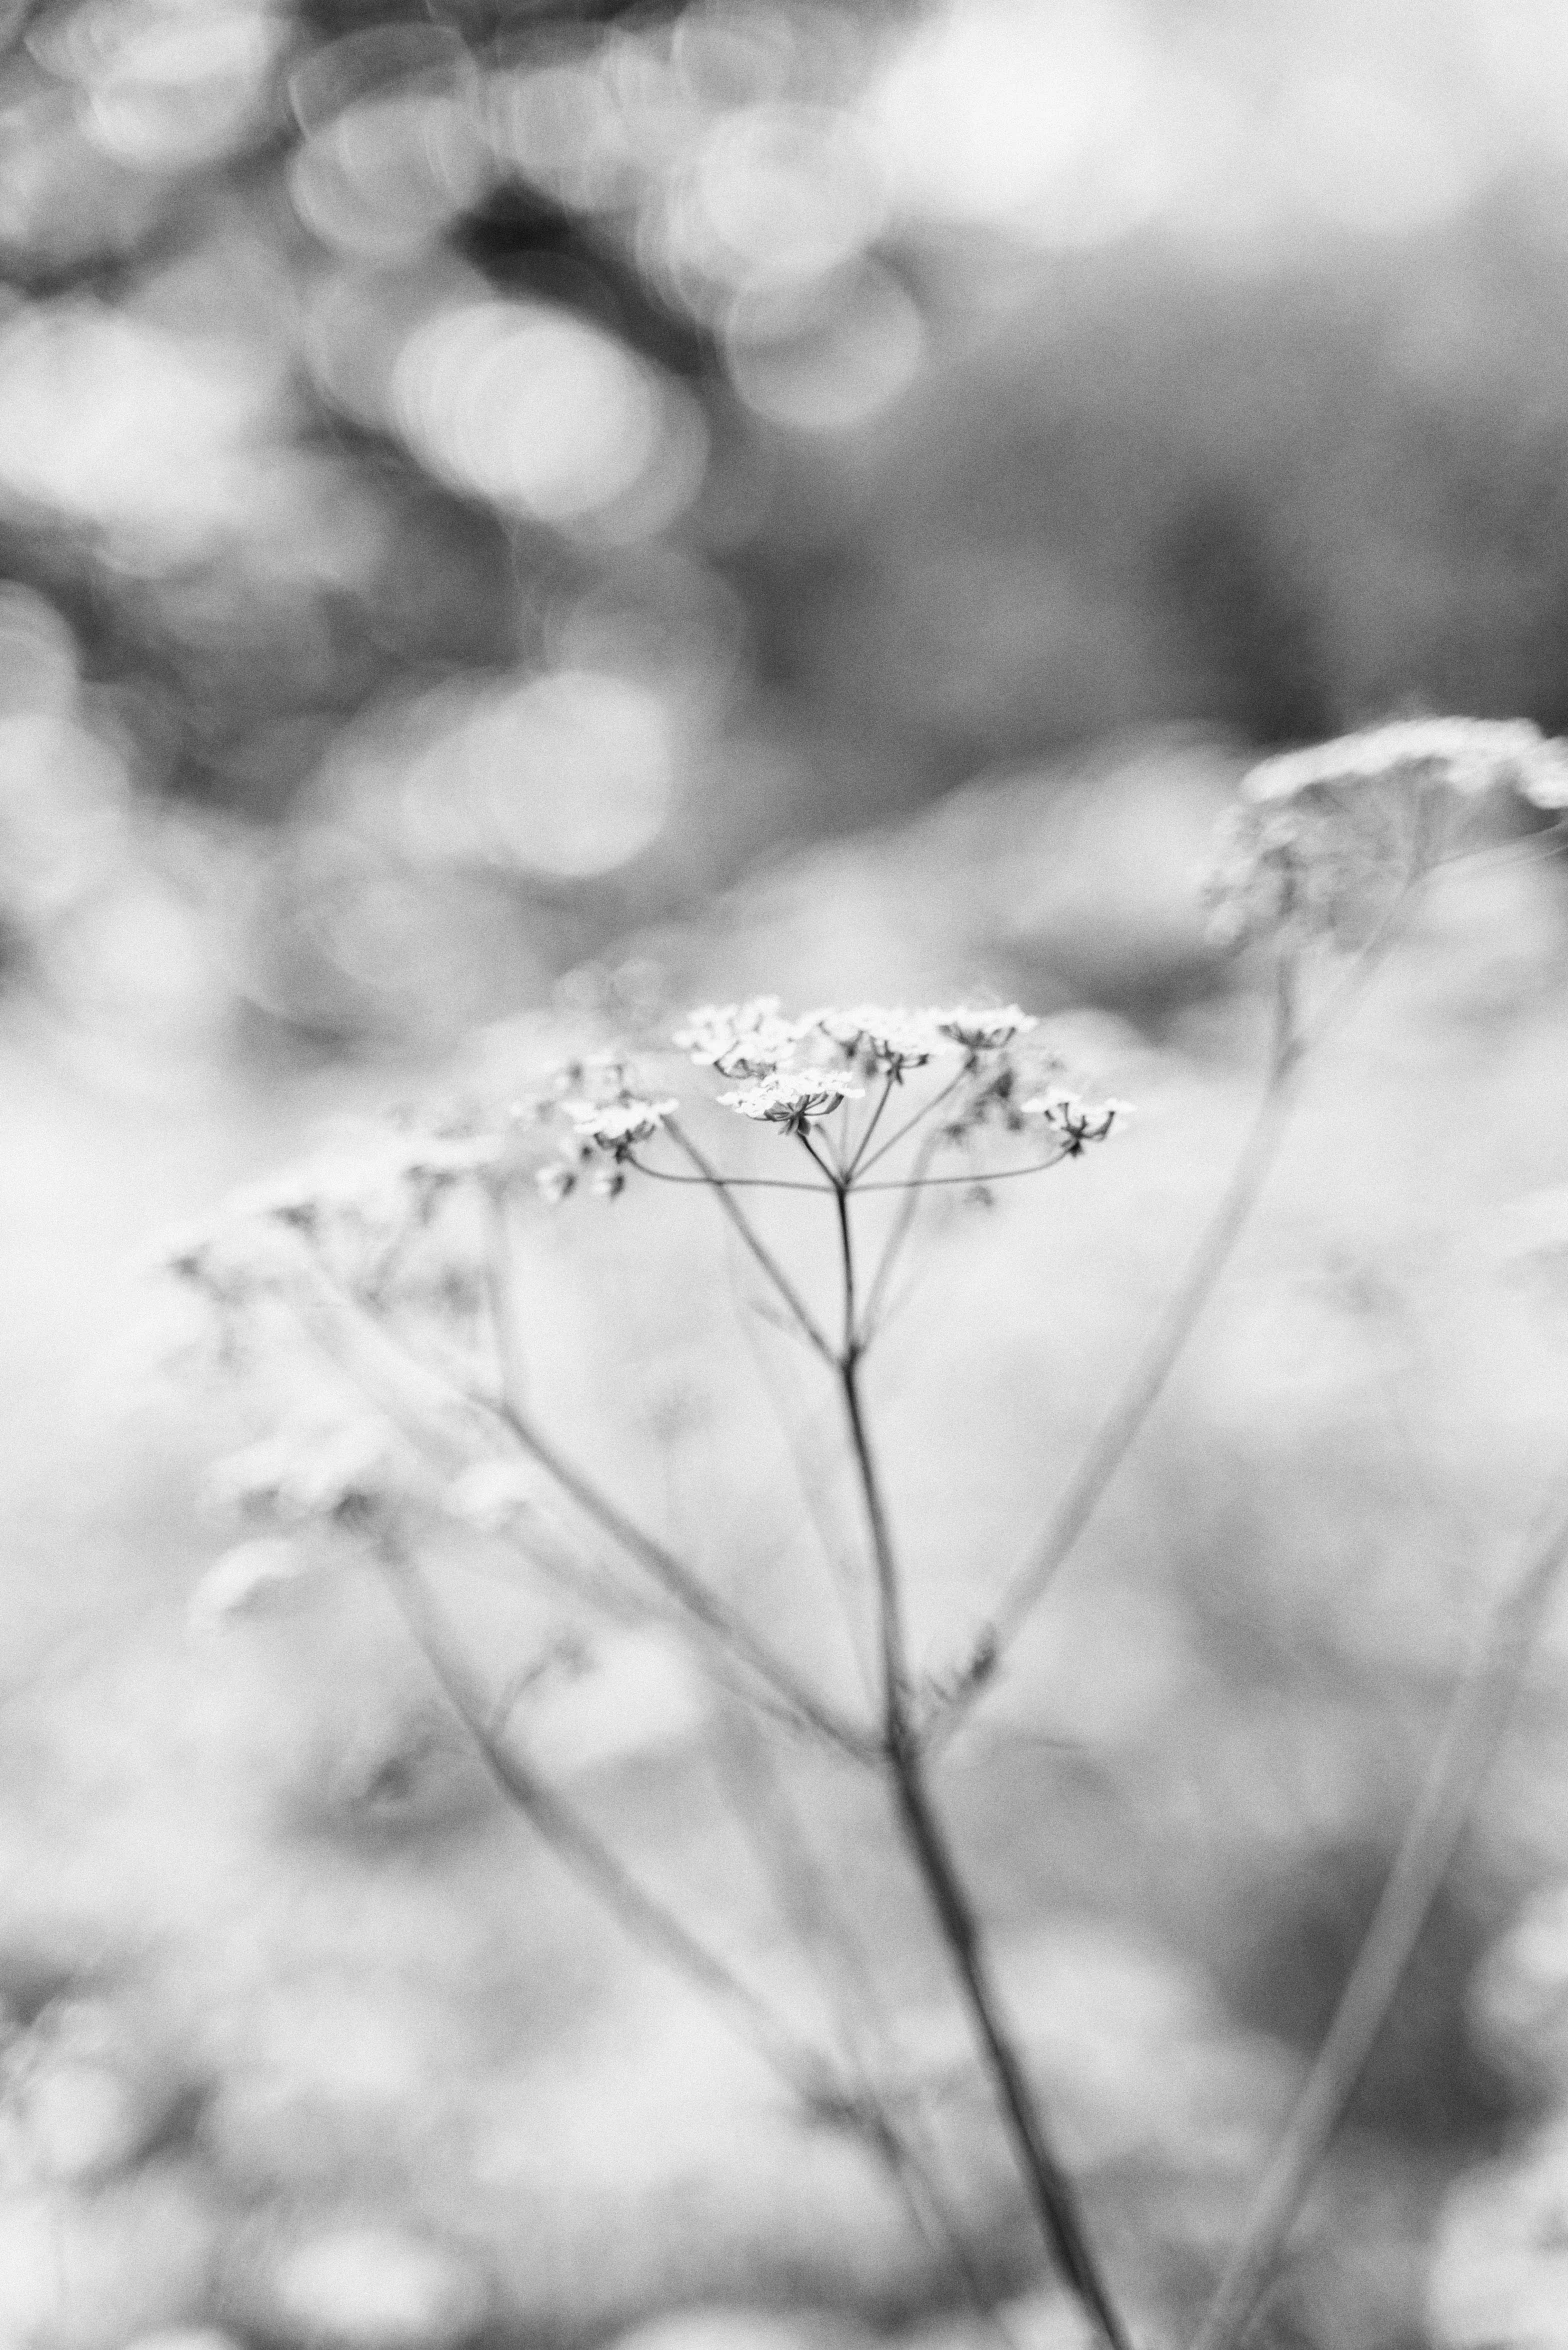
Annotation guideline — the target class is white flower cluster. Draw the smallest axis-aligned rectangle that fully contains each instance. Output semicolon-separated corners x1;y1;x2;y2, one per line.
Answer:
535;1054;678;1202
674;997;1043;1131
1203;798;1396;951
717;1067;864;1134
1021;1085;1133;1155
935;1052;1129;1150
674;998;815;1079
1205;713;1568;950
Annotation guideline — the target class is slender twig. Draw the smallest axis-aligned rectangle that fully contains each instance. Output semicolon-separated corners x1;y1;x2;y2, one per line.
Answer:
625;1158;830;1195
846;1071;899;1181
798;1129;843;1187
888;1730;1135;2350
712;1700;1018;2346
1190;1493;1568;2350
853;1155;1070;1195
855;1068;970;1179
928;962;1308;1741
835;1186;859;1360
830;1205;1134;2350
858;1127;947;1347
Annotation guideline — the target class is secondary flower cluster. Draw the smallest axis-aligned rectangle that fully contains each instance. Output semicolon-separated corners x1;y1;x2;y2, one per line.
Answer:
1206;715;1568;949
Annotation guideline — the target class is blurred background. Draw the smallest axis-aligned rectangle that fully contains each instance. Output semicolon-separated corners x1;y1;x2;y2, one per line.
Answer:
7;2;1568;2346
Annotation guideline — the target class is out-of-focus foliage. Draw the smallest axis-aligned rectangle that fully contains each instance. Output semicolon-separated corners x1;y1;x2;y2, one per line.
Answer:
7;0;1568;1050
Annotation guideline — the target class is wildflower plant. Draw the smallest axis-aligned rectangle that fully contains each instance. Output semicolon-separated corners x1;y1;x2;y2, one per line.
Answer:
165;713;1568;2350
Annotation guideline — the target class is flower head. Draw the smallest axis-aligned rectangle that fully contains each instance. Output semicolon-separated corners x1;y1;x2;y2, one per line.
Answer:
675;998;810;1079
810;1005;941;1078
565;1096;677;1158
1210;714;1568;949
933;1005;1038;1055
1205;793;1414;951
717;1068;863;1135
1021;1087;1131;1154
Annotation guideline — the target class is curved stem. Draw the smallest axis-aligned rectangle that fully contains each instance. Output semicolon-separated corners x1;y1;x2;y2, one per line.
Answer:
853;1154;1069;1195
1190;1492;1568;2350
625;1158;830;1194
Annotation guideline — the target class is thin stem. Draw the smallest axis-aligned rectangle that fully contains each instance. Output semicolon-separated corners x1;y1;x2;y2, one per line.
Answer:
929;965;1306;1740
836;1259;1131;2348
853;1155;1070;1195
857;1127;946;1347
625;1158;830;1194
835;1184;858;1362
855;1068;970;1179
1191;1493;1568;2350
663;1116;837;1365
797;1129;843;1187
846;1071;899;1180
841;1352;907;1709
374;1538;840;2109
712;1702;1013;2338
889;1735;1135;2350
